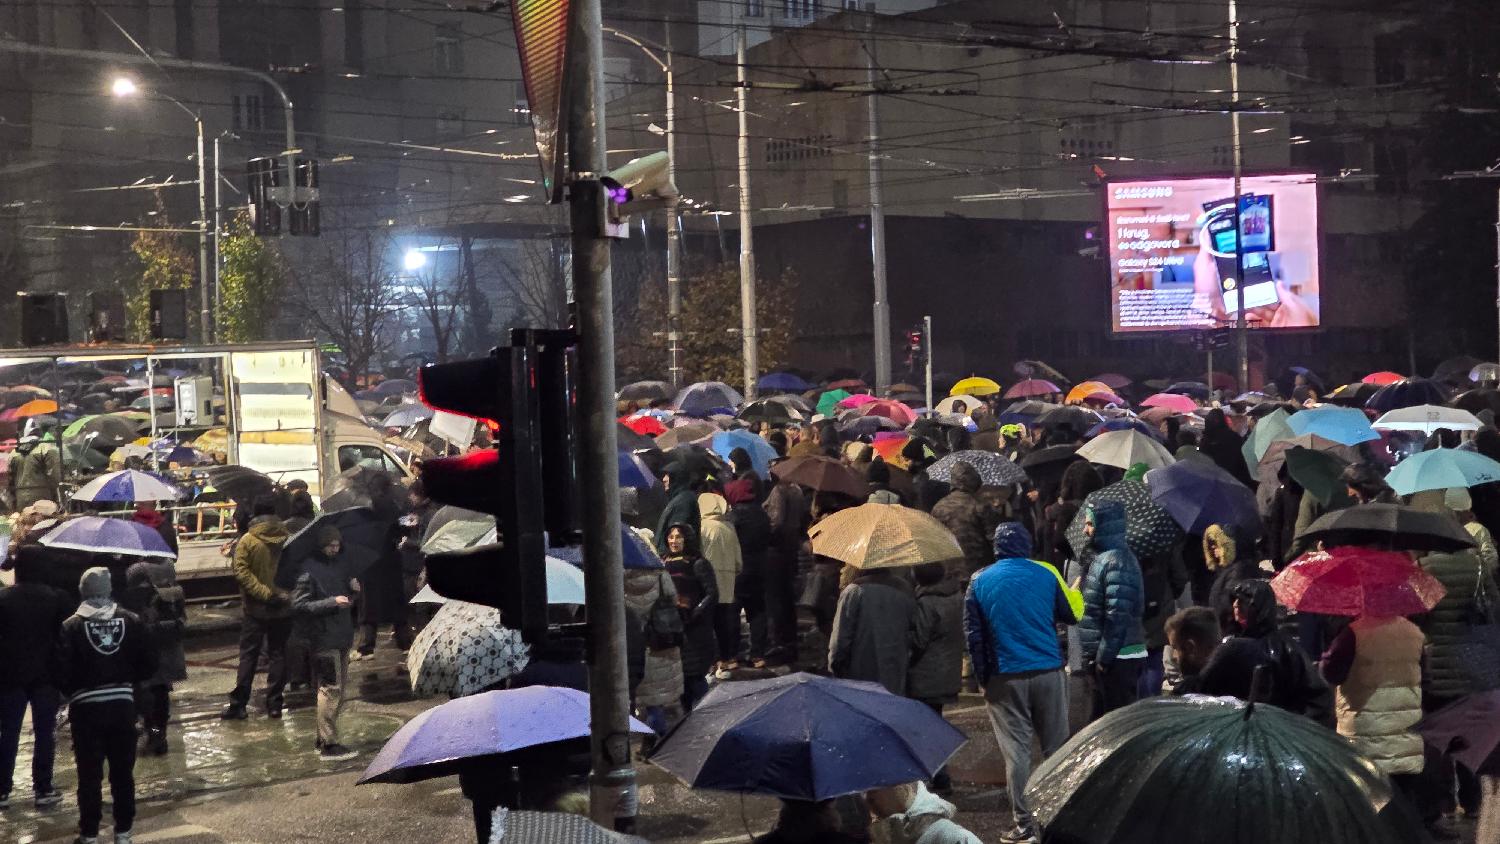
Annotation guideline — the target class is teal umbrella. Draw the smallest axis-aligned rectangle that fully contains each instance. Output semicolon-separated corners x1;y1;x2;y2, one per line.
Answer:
816;389;851;417
1386;447;1500;496
1241;407;1294;473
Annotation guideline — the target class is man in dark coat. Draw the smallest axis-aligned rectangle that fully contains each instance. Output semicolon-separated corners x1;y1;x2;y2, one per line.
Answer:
930;463;992;582
1199;409;1255;488
725;477;774;665
122;560;187;756
655;463;701;555
355;475;414;658
291;526;359;762
1196;580;1333;725
762;465;807;666
828;567;917;695
0;546;71;809
909;562;964;793
1077;500;1147;719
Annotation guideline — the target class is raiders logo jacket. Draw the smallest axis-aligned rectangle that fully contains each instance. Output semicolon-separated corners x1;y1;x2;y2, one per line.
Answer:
56;603;158;706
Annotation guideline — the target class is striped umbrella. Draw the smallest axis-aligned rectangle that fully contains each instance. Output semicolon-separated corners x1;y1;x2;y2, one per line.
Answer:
72;469;182;503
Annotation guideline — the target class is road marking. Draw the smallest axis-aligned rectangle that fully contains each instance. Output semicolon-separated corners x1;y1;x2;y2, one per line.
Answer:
132;825;218;842
700;832;769;843
431;786;463;797
944;704;987;716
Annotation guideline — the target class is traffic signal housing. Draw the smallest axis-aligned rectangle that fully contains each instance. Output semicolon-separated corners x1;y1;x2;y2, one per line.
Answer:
288;158;320;237
246;157;283;236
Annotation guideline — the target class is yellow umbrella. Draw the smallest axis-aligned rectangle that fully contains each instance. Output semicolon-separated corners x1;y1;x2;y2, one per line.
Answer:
950;376;1001;397
192;427;230;452
1066;380;1115;405
808;502;963;570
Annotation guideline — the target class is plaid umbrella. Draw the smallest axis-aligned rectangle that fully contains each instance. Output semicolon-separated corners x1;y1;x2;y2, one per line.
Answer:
1066;479;1184;558
928;450;1027;486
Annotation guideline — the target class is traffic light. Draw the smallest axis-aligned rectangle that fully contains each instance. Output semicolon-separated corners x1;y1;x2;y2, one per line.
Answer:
905;325;926;373
599;151;677;239
288;158;320;237
246;157;282;236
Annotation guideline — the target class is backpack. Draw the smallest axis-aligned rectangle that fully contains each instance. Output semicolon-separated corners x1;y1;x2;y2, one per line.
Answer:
643;572;684;650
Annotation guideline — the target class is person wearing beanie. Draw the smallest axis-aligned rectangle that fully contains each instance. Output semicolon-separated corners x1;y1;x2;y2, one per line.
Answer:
291;526;359;762
121;559;187;757
56;567;156;844
0;542;72;810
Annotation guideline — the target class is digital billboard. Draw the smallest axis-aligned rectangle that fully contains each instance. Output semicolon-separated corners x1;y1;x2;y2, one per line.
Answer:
1107;175;1320;332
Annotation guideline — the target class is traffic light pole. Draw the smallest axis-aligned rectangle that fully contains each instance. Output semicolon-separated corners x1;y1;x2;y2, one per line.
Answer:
867;33;892;394
737;27;760;400
569;0;638;831
1229;0;1249;391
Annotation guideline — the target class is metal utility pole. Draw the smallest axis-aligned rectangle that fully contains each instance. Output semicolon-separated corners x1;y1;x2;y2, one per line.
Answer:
665;53;683;389
867;37;892;393
213;136;223;322
569;0;636;832
1495;186;1499;367
194;116;211;341
923;315;933;410
1229;0;1248;392
736;27;759;400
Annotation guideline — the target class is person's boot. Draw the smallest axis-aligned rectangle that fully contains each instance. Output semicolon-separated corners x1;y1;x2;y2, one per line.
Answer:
146;728;169;756
220;703;248;720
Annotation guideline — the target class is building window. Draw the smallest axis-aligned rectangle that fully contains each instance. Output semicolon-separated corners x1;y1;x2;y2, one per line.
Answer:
344;0;365;70
436;109;466;139
232;94;265;132
842;0;860;8
764;134;836;167
746;0;764;17
435;22;463;73
783;0;815;18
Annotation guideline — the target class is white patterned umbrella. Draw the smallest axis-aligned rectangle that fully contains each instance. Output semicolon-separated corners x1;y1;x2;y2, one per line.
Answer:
408;600;530;698
928;450;1028;486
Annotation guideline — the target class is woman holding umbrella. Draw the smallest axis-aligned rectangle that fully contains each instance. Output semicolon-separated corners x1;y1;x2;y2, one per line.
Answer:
661;524;718;711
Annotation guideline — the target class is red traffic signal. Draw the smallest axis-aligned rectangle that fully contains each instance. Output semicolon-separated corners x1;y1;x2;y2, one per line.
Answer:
418;355;508;431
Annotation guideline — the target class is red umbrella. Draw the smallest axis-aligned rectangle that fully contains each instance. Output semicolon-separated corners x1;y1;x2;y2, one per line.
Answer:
826;378;868;392
1141;393;1198;414
860;399;917;427
1271;546;1446;617
618;414;667;437
1362;371;1405;385
1004;379;1062;399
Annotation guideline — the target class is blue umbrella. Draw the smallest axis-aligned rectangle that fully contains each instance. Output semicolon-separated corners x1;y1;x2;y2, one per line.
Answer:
1386;448;1500;496
758;372;812;393
618;451;658;491
39;516;175;558
649;673;967;800
1286;406;1379;446
1086;418;1164;442
547;526;663;569
1145;459;1261;539
381;403;434;428
675;381;744;416
1364;378;1450;414
710;430;777;478
72;469;182;503
1242;407;1295;472
359;686;652;784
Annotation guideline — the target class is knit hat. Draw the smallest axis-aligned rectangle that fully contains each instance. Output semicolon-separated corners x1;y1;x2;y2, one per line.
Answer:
80;567;112;601
317;525;343;546
1445;487;1473;513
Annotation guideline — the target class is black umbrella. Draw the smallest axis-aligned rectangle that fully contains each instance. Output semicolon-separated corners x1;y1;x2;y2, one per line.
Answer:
1433;354;1484;385
202;464;275;503
1323;382;1379;407
1300;503;1476;553
280;506;391;582
1026;695;1423;844
1165;381;1211;399
1020;444;1082;470
1453;387;1500;417
615;422;659;452
1365;378;1449;413
617;380;672;402
738;399;803;425
1034;406;1102;433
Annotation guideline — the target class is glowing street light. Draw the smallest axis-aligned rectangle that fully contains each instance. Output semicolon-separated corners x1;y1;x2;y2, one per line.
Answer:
111;76;138;97
403;249;428;271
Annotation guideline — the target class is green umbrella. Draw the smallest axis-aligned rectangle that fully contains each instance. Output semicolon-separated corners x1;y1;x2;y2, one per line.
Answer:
1241;407;1294;474
62;414;99;438
1026;695;1424;844
1284;446;1352;507
816;389;851;417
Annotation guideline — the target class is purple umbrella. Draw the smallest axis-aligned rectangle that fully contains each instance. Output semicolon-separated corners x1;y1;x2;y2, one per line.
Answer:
359;686;652;784
1145;458;1261;539
1416;690;1500;774
39;516;175;559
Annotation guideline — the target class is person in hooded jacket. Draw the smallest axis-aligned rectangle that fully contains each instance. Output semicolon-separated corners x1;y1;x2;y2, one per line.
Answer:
725;477;774;666
1204;524;1264;634
829;563;917;696
1197;580;1332;725
655;463;701;555
907;562;964;794
866;781;982;844
662;523;718;710
354;475;413;658
223;494;292;720
0;544;71;810
121;560;186;757
1040;461;1103;566
1077;500;1147;719
930;463;992;583
696;491;743;670
291;526;359;762
7;434;59;512
1199;409;1255;488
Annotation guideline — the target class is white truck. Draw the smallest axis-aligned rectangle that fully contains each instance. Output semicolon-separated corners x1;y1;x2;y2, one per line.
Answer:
0;341;413;590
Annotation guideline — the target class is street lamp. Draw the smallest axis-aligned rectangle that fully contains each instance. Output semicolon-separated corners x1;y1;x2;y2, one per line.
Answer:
403;249;429;271
112;76;213;343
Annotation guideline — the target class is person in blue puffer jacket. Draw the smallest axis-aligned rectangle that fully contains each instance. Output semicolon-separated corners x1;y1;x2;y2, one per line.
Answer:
1076;499;1147;721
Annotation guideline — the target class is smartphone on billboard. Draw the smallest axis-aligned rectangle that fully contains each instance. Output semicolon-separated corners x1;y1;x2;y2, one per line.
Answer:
1216;252;1280;312
1203;194;1274;254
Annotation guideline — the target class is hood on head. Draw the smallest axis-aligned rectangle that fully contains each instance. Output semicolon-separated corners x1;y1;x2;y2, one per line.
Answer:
1085;499;1129;551
248;516;290;546
993;521;1033;560
697;492;729;518
664;521;700;556
949;462;981;493
663;462;692;493
1232;578;1277;636
1203;524;1237;571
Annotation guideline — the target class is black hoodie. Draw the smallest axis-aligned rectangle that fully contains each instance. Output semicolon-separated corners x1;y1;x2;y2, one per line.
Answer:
1197;580;1333;725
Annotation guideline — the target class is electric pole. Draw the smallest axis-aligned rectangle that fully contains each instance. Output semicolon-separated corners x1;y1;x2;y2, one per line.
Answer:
1229;0;1248;392
867;34;891;394
737;27;759;400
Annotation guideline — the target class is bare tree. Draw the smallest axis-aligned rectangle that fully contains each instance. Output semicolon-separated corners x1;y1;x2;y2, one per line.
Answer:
285;228;404;383
497;236;569;329
408;253;463;363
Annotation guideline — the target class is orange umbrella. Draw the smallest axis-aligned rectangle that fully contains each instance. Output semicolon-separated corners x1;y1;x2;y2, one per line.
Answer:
871;434;911;467
13;399;57;417
1065;381;1115;405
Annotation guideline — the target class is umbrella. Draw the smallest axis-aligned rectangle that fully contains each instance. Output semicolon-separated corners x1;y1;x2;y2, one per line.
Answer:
39;516;175;559
654;422;717;449
1065;381;1115;405
1165;381;1211;399
675;381;744;416
71;469;182;503
618;380;672;402
1454;388;1500;416
62;443;109;472
1026;695;1413;844
1417;691;1500;774
63;414;139;448
374;379;417;396
1257;434;1357;480
1136;406;1183;427
1385;448;1500;496
1090;373;1132;390
360;686;651;784
837;414;903;437
949;376;1001;397
768;393;812;413
282;507;391;579
859;399;917;427
737;399;803;425
1272;546;1446;617
546;526;664;570
1242;407;1295;471
758;372;812;393
1473;363;1500;384
12;398;57;418
408;600;531;698
380;403;434;428
618;451;658;491
1284;446;1355;507
1141;393;1197;414
1323;382;1380;406
933;394;983;415
1077;429;1175;471
1020;443;1081;470
826;378;868;392
618;414;667;437
836;393;878;409
1086;418;1162;442
808;502;963;570
410;556;581;606
710;430;777;478
1366;378;1450;413
421;515;496;555
201;465;274;502
1014;359;1069;384
1434;355;1484;384
649;673;966;800
1145;459;1260;539
1373;404;1481;435
815;389;852;418
1075;390;1126;407
615;422;659;452
1285;406;1379;446
770;455;867;499
1065;479;1184;559
1003;379;1061;399
1363;371;1406;385
1299;503;1476;553
1034;405;1102;433
928;450;1027;487
870;433;913;468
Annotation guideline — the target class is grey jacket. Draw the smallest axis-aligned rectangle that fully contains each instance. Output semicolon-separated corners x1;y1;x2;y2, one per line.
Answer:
829;569;917;695
292;552;356;652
